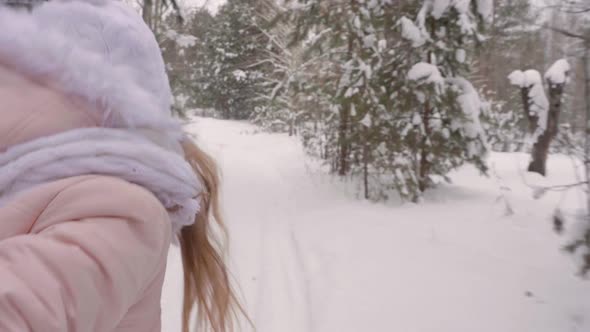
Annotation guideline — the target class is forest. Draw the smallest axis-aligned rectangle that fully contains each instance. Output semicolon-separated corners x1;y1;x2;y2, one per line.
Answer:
140;0;590;275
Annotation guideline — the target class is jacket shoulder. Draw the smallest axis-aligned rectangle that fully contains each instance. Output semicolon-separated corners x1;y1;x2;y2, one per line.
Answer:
35;175;171;236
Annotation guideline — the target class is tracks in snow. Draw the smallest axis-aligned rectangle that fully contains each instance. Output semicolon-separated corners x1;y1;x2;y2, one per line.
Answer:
188;118;315;332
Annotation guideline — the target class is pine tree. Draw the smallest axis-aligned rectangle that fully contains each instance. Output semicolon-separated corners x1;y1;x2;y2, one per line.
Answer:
204;0;271;120
159;10;215;115
285;0;397;199
398;0;491;200
248;0;301;134
280;0;491;201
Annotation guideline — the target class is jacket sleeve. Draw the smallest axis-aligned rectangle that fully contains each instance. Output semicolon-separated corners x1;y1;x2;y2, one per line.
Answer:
0;177;171;332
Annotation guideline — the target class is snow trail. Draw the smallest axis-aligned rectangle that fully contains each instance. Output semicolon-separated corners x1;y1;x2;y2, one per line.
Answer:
163;117;313;332
163;116;590;332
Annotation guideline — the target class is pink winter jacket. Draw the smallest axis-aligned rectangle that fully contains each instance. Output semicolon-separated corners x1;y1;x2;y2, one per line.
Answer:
0;61;172;330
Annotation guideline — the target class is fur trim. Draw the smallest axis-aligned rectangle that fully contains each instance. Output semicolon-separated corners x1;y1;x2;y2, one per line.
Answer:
0;128;202;234
0;0;179;135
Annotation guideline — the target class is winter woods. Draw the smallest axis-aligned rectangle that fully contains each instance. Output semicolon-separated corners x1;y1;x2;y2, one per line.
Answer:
151;0;585;189
156;0;495;201
143;0;590;274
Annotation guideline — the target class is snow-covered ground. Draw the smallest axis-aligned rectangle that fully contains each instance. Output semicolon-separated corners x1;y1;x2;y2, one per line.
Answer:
162;116;590;332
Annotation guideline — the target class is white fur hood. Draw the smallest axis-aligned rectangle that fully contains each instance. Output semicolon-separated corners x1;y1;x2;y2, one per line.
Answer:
0;0;179;134
0;0;203;235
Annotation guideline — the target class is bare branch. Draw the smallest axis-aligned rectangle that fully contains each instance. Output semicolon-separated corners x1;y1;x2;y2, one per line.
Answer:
540;24;588;41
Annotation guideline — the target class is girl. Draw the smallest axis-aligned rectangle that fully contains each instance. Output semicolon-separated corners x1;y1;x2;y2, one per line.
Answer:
0;0;244;331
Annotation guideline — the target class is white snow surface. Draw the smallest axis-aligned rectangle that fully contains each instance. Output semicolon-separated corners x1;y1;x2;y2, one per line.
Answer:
360;113;372;127
456;48;466;63
507;70;526;87
544;59;571;85
508;69;543;88
408;62;444;85
475;0;494;19
162;116;590;332
508;69;549;136
431;0;451;19
400;16;427;47
452;0;471;14
232;69;247;81
165;30;197;48
446;77;486;141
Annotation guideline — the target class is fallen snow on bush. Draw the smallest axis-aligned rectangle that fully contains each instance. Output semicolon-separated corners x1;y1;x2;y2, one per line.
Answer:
544;59;571;85
508;69;549;136
408;62;444;85
400;16;427;47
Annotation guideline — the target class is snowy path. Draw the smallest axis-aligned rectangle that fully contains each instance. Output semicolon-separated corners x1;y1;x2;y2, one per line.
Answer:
162;117;314;332
162;117;590;332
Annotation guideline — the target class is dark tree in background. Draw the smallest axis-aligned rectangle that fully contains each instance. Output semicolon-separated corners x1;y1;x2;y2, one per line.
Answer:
202;0;272;119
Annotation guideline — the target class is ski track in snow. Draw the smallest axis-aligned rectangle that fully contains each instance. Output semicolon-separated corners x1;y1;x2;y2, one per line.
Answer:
162;116;590;332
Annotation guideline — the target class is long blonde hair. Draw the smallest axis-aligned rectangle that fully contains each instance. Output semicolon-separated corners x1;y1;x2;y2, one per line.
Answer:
179;139;249;332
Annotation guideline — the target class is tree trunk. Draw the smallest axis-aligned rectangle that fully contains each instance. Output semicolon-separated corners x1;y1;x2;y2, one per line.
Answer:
528;82;564;175
289;114;295;136
153;0;162;35
583;39;590;217
338;105;350;176
528;138;549;175
517;76;564;176
338;26;354;177
418;102;432;192
362;127;370;200
519;87;539;135
581;38;590;276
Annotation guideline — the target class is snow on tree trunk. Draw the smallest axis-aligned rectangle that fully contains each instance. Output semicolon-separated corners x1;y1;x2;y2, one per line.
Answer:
528;78;564;175
508;65;563;176
507;70;549;136
527;59;569;175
